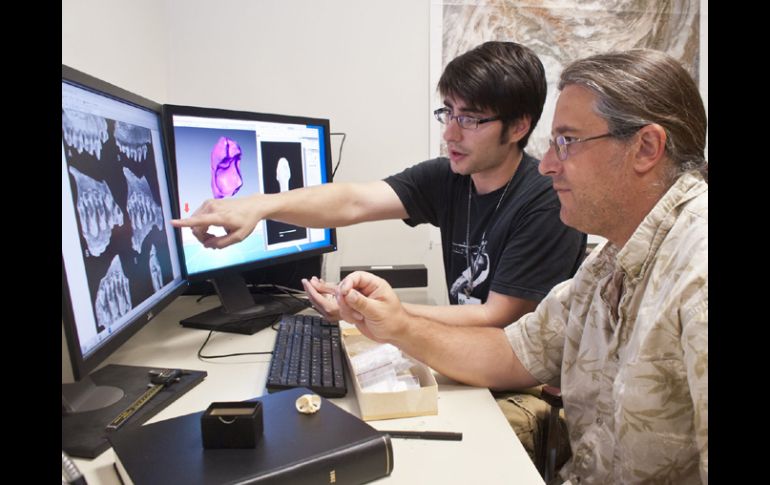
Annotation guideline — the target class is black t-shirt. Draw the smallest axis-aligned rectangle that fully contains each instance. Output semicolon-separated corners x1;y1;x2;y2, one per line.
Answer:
384;155;586;304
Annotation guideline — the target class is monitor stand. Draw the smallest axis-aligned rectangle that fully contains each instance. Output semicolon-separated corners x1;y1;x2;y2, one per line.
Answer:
180;273;308;335
62;364;207;458
62;376;124;413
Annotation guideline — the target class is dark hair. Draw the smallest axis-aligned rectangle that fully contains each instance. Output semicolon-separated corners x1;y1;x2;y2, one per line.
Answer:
438;41;546;149
559;49;707;182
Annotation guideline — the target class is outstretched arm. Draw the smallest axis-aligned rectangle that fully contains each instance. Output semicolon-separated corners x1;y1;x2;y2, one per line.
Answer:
171;181;406;249
335;271;539;390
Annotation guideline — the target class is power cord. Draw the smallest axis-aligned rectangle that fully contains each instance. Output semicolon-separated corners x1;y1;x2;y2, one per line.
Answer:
196;322;279;360
195;289;311;360
262;283;313;309
330;132;347;178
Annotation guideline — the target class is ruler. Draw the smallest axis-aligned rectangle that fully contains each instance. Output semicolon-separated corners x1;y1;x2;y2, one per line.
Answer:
106;369;183;431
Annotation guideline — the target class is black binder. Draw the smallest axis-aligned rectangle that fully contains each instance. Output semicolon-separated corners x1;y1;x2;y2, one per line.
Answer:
109;387;394;485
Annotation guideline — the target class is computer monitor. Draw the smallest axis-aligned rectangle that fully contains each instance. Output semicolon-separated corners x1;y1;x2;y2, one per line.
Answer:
163;104;337;333
61;65;187;413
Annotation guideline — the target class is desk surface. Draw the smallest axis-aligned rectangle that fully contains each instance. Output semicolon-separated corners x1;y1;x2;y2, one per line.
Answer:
70;295;543;485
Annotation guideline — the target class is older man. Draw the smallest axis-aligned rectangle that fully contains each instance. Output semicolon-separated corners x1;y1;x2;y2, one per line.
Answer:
335;49;708;484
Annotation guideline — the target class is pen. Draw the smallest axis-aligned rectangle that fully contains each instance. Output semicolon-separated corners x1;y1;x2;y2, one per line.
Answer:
381;430;463;441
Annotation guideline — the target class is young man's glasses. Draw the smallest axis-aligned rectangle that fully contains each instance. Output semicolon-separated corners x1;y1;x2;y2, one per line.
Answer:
433;107;500;130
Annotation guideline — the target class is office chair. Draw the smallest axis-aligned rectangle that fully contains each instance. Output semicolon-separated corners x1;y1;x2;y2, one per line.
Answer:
536;385;567;483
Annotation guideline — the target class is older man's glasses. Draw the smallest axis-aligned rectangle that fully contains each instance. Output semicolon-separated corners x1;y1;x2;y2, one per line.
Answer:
433;107;500;130
548;133;616;161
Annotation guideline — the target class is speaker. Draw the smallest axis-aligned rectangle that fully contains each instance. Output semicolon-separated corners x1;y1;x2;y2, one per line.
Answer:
339;264;427;289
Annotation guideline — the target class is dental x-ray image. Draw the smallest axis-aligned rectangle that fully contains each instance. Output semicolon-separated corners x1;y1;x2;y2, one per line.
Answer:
62;110;174;333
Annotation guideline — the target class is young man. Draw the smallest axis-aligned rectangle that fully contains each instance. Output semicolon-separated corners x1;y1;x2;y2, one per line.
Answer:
334;49;708;484
173;41;585;329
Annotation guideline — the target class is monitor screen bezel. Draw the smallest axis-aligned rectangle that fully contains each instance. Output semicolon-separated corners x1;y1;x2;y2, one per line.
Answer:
61;65;188;381
162;103;338;283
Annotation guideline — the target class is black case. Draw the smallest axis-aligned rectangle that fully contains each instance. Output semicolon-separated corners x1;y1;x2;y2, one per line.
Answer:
201;401;263;449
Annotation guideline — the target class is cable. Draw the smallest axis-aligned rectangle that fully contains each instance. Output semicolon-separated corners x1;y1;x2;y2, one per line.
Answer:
196;321;279;360
192;282;313;359
247;283;311;309
265;283;313;308
251;283;303;294
330;132;347;178
195;290;310;359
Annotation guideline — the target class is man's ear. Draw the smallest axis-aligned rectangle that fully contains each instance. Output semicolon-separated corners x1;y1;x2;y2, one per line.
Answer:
507;116;531;144
633;123;667;174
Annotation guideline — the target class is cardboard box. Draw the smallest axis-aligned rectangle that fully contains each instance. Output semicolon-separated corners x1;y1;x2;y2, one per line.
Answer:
341;326;438;421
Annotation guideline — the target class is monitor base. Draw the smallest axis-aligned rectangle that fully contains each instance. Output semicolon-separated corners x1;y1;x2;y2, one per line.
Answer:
62;377;124;413
180;295;308;335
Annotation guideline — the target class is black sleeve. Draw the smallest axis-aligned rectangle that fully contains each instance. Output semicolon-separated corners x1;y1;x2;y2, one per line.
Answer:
383;158;450;227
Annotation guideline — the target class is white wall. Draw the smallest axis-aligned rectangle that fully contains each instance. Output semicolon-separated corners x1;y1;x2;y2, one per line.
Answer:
62;0;449;305
62;0;708;306
62;0;169;103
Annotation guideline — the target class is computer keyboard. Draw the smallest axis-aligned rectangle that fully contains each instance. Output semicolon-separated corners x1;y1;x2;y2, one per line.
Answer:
266;314;347;398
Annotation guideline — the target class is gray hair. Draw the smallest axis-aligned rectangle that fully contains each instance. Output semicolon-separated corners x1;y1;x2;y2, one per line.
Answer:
559;49;707;183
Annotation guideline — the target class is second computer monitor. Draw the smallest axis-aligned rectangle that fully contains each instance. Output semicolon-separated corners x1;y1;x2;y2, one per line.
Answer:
163;105;337;332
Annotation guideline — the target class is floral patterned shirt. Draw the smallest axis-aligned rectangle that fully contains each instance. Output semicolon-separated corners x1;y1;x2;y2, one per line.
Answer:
505;172;708;484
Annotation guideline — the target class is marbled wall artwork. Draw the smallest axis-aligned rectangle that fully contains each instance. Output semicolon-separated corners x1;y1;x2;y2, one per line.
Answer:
432;0;701;159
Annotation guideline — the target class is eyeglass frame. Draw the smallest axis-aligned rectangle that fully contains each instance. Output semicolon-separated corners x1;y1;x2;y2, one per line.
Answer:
433;107;501;130
548;132;617;161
